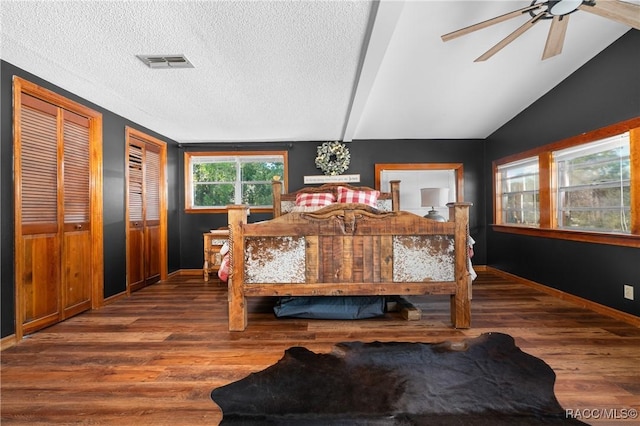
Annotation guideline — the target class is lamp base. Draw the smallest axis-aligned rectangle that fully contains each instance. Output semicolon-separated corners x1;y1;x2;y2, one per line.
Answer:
424;210;445;222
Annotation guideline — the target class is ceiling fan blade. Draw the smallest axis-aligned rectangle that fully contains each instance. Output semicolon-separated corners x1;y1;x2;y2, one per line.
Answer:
542;15;570;60
475;12;546;62
578;0;640;30
441;3;543;42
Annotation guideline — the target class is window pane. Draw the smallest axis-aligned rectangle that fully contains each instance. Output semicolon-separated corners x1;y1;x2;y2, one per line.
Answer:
193;162;236;183
502;192;539;225
241;161;284;182
497;157;539;226
559;208;631;232
555;132;630;233
241;183;273;206
561;186;629;209
193;183;235;207
240;160;284;207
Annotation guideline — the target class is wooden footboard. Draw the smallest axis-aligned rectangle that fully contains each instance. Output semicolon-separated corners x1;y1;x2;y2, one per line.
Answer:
227;202;472;331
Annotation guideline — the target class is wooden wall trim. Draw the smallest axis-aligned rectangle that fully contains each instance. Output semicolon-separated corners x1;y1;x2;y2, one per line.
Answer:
90;110;104;309
103;291;128;306
491;224;640;248
1;334;17;351
487;266;640;327
174;269;205;276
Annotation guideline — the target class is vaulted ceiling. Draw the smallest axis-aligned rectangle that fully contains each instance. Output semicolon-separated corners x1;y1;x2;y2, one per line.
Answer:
1;0;636;143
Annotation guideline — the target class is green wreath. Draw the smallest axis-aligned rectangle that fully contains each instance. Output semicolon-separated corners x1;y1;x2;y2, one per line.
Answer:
315;141;350;176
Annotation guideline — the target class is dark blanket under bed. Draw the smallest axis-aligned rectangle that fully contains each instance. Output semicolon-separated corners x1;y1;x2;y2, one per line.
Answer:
273;296;386;319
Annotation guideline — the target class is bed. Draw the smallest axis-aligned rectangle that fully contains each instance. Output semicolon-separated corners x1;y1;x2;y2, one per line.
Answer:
225;180;472;331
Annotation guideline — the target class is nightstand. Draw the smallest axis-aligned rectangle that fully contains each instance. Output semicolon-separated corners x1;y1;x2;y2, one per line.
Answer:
203;229;229;281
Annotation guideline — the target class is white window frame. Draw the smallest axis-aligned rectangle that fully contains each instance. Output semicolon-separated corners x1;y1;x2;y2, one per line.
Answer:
554;133;630;233
496;157;540;227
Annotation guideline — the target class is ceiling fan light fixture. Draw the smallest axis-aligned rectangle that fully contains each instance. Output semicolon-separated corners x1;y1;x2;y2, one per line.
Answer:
547;0;583;16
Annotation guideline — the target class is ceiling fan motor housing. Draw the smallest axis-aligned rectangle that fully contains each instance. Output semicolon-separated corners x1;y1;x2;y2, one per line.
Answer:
545;0;584;16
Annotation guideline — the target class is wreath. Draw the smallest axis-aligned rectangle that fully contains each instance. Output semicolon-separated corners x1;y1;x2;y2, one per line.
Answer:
315;141;351;176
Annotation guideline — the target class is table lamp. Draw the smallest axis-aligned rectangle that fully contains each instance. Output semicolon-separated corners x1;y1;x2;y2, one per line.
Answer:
420;188;449;222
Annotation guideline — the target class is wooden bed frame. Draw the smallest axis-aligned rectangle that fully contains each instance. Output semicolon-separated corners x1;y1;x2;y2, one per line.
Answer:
226;181;472;331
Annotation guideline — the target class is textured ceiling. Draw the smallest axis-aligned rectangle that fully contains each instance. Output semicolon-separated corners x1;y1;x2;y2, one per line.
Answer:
0;0;635;143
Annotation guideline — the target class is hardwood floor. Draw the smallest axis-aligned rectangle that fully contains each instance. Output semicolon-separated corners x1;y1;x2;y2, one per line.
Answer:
2;270;639;425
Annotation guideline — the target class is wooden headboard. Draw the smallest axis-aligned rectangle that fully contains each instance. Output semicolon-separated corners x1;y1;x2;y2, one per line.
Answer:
271;180;401;217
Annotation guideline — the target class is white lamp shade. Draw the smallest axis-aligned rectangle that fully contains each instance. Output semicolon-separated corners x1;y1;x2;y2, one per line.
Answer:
420;188;449;208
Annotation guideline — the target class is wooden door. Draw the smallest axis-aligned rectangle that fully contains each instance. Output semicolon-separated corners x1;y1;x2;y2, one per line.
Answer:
17;94;62;334
15;86;102;337
126;130;166;293
61;110;92;317
144;145;161;285
128;142;146;292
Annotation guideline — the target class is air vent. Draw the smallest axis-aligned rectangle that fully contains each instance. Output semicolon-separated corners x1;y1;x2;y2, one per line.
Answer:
137;54;194;69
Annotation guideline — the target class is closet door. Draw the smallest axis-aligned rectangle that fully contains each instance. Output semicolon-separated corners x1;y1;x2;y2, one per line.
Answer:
144;144;161;285
17;94;62;334
127;131;164;293
61;110;92;317
14;77;103;339
128;142;146;292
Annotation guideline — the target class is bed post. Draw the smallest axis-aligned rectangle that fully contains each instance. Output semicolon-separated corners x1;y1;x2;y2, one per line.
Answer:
227;205;249;331
272;179;283;217
448;202;473;328
389;180;401;211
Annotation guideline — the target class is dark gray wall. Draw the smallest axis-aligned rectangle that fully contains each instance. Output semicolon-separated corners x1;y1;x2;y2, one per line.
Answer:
178;139;485;270
1;61;181;338
2;29;638;339
485;30;640;317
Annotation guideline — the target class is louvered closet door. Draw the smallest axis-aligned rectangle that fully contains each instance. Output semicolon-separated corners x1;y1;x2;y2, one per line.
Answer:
128;142;146;291
144;144;161;285
127;135;162;292
18;94;62;333
61;110;92;317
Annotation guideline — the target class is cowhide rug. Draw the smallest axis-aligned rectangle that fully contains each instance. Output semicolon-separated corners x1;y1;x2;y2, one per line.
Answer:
211;332;585;425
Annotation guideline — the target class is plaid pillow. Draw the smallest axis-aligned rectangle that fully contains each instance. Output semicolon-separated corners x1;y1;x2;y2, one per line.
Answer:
295;192;336;207
336;186;379;207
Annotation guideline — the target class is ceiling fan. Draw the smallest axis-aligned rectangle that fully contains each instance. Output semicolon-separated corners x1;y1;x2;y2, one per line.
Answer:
441;0;640;61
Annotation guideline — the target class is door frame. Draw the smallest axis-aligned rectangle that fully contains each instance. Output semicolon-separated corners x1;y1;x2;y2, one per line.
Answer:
13;77;104;340
124;127;168;294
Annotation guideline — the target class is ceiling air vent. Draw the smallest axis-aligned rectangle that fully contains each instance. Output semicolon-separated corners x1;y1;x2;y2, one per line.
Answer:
137;54;194;69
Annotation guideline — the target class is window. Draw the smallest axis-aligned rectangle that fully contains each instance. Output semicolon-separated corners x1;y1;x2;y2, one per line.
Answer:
554;133;630;233
492;118;639;247
496;157;539;226
185;151;287;213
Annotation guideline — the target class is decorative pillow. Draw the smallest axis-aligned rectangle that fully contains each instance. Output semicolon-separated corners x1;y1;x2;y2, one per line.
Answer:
295;192;336;207
336;186;379;207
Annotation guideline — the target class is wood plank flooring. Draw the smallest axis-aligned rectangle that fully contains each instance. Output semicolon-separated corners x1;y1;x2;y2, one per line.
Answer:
2;270;639;425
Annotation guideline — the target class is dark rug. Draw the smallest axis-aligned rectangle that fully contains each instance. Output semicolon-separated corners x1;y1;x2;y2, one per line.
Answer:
211;332;585;425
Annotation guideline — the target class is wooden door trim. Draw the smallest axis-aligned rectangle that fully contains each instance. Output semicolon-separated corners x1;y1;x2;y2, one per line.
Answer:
13;77;104;340
89;117;104;309
125;127;168;293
